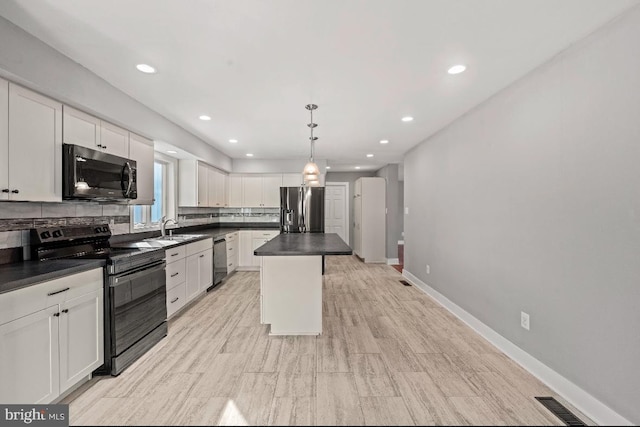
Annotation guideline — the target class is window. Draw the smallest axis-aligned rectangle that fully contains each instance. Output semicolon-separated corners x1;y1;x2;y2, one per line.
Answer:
132;160;172;229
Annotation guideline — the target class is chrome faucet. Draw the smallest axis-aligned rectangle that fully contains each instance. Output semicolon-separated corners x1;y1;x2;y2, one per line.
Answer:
161;216;178;237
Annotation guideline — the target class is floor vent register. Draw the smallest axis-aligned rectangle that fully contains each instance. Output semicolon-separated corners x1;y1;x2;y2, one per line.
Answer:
535;397;587;426
399;280;412;286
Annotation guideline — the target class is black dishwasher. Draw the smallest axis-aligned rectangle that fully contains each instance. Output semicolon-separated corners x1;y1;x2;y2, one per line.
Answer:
209;236;227;291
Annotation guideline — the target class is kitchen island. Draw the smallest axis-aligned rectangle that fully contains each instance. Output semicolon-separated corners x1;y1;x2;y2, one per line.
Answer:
254;233;352;335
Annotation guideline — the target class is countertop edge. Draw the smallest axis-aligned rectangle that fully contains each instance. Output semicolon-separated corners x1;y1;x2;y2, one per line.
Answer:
0;259;107;295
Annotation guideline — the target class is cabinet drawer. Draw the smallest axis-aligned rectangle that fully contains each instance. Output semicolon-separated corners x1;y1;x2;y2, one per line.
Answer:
227;243;237;255
165;245;186;261
225;232;238;242
166;258;186;290
228;260;236;272
186;238;212;256
166;282;186;318
252;230;279;239
0;268;103;326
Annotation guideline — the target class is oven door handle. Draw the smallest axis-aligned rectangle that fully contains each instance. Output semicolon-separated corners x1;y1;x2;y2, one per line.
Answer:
111;261;165;285
123;161;134;197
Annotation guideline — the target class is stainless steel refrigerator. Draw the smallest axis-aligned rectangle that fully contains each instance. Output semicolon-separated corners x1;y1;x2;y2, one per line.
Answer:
280;186;325;233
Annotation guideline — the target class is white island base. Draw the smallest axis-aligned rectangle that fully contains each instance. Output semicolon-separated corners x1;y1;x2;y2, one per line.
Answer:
260;255;322;335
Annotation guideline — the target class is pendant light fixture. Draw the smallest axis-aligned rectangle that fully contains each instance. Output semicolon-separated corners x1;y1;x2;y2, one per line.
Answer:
303;104;321;186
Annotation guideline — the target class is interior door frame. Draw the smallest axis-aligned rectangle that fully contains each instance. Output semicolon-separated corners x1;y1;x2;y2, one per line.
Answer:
324;182;349;245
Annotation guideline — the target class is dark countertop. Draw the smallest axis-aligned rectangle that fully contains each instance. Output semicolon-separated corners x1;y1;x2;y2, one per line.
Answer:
110;223;279;245
254;233;352;256
0;259;106;295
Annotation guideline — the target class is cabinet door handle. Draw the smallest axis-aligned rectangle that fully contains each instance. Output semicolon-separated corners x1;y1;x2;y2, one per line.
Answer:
11;189;19;194
102;145;107;149
199;254;205;258
170;252;179;257
97;144;102;148
171;272;179;277
62;309;69;314
1;189;8;193
171;297;179;303
53;312;60;317
47;287;70;296
228;263;232;267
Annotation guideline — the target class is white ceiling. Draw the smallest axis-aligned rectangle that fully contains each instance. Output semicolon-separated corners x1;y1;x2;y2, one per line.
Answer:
0;0;636;171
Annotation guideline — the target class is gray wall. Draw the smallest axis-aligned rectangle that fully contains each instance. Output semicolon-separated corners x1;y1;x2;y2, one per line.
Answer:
404;7;640;423
376;164;403;260
0;16;231;171
326;171;377;247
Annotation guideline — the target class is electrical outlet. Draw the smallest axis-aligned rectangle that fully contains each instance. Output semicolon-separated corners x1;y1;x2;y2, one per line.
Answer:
404;207;409;215
426;264;430;274
521;311;530;331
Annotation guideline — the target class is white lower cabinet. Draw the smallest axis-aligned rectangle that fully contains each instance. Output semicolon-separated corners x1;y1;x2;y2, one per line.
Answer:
0;268;103;404
165;238;213;319
59;289;103;392
237;229;279;271
0;306;60;404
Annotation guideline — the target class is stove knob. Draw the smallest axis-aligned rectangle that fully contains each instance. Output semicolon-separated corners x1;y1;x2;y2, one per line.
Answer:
40;231;51;239
95;227;102;234
52;230;63;238
102;226;109;233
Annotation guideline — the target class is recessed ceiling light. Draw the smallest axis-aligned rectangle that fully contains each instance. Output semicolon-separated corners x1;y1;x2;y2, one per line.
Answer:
199;115;211;121
448;64;467;74
246;153;254;157
401;116;413;122
326;166;331;169
229;139;238;143
355;166;361;170
366;154;374;158
380;140;389;144
166;150;177;154
136;64;156;74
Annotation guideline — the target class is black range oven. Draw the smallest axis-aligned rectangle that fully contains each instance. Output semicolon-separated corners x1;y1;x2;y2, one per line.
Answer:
31;224;167;376
63;143;137;201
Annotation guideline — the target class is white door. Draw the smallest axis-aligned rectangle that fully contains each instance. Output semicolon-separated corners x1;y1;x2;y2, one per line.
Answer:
0;78;8;200
59;290;103;392
198;249;213;290
324;184;348;244
228;175;243;207
128;133;155;204
8;84;62;202
62;105;100;150
197;163;209;207
100;121;129;158
242;176;263;207
262;175;282;207
0;306;60;404
185;254;200;301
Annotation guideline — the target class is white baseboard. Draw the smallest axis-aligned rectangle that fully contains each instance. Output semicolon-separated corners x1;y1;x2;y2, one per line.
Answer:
386;258;400;265
402;269;632;426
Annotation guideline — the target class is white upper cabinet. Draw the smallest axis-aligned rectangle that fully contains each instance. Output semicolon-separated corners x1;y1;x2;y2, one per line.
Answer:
128;133;154;205
178;160;228;208
7;84;62;202
242;176;263;207
282;173;303;187
262;175;282;207
197;163;209;207
228;175;243;207
62;105;100;150
63;105;129;158
99;121;129;158
239;175;282;207
0;78;8;200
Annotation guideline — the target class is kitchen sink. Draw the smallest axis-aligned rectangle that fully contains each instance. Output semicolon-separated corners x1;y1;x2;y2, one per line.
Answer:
143;234;206;246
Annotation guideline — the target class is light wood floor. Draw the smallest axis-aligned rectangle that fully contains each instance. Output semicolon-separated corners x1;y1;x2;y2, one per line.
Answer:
64;255;588;426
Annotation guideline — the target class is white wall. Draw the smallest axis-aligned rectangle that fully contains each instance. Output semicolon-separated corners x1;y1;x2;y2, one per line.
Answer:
0;16;231;171
404;7;640;424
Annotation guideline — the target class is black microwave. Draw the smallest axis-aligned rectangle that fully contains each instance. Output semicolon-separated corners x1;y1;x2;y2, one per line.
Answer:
63;144;137;201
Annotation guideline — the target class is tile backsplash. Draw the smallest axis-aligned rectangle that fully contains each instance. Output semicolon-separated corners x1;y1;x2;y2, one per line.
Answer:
177;207;280;226
0;202;131;252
